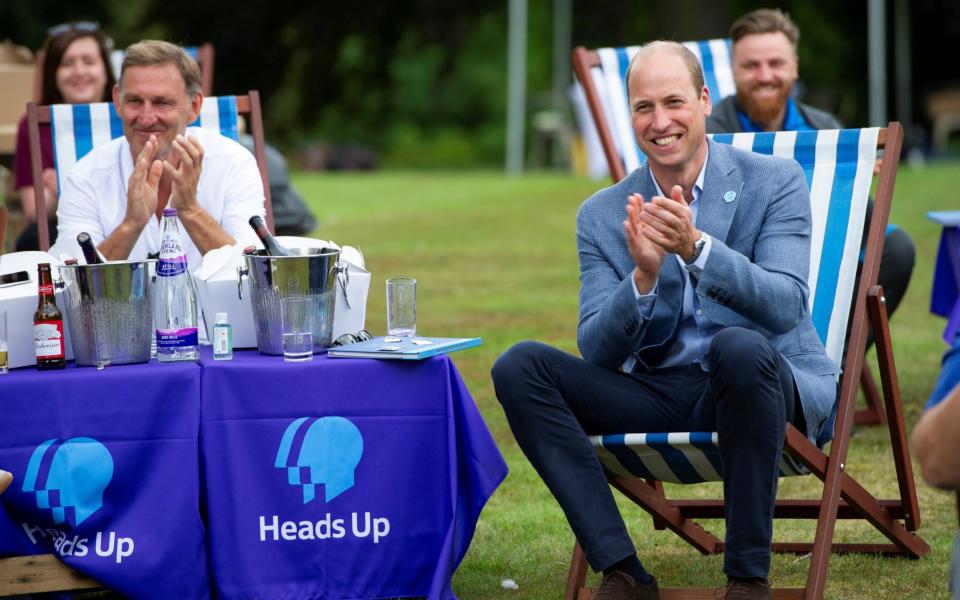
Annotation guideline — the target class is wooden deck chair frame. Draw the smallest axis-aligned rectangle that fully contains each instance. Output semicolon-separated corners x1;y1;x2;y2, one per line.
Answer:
196;43;215;97
0;205;7;253
571;45;886;427
0;554;100;596
26;90;274;252
33;42;215;101
567;48;927;600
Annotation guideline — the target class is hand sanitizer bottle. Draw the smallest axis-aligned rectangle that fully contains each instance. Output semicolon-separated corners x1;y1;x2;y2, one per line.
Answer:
213;312;233;360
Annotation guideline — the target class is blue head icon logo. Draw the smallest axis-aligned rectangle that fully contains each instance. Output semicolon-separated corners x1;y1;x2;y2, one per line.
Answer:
22;437;114;526
275;417;363;503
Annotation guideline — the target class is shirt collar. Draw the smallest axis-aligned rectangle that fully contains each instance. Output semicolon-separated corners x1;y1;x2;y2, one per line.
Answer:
649;145;708;204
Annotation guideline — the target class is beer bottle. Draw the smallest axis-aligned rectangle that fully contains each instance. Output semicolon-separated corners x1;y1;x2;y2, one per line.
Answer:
34;263;66;370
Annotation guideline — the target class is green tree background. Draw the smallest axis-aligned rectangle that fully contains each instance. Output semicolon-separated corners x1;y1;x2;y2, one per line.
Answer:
2;0;958;167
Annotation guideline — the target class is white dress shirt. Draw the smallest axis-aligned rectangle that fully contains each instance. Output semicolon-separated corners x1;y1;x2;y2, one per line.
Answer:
53;126;265;270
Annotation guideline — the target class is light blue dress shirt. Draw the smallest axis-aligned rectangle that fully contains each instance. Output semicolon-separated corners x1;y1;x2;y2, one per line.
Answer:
629;152;722;371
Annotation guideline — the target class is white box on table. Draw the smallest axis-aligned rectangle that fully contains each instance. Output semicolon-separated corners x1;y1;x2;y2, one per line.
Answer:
195;244;257;348
0;251;74;368
330;252;371;341
195;238;370;349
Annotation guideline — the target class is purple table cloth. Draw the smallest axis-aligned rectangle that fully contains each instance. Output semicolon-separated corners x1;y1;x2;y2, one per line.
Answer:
0;360;210;599
928;211;960;342
199;350;507;600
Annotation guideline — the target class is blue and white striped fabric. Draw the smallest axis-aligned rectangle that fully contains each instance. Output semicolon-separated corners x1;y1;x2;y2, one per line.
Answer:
108;47;200;80
49;95;240;192
593;39;736;175
591;433;809;483
592;128;880;484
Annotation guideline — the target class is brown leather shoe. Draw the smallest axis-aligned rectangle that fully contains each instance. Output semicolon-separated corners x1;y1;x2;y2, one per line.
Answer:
591;571;660;600
722;577;772;600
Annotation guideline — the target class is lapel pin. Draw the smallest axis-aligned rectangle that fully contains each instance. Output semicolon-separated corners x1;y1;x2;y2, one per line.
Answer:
724;191;736;203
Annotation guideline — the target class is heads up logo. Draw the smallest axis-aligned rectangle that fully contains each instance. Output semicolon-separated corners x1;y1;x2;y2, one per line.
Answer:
275;417;363;503
22;437;114;527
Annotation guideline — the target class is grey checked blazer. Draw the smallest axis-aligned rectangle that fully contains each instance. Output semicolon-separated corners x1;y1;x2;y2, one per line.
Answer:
575;139;840;443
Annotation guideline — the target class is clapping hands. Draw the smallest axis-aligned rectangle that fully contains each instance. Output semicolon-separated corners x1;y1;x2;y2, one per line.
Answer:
164;134;204;216
125;134;163;229
124;134;205;229
623;185;701;291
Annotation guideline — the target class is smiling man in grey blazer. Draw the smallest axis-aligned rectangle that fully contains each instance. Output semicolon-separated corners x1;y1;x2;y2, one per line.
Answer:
491;41;838;600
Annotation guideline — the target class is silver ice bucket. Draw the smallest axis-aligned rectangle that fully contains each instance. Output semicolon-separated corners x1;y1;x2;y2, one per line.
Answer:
238;248;342;355
57;260;156;366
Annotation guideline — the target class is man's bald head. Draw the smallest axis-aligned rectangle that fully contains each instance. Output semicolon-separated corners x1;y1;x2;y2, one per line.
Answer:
626;41;705;101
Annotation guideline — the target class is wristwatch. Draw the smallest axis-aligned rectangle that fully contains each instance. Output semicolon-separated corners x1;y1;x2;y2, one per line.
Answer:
685;232;708;264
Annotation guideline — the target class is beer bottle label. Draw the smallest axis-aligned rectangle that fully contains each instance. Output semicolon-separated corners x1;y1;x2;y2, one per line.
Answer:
34;320;65;359
38;282;54;295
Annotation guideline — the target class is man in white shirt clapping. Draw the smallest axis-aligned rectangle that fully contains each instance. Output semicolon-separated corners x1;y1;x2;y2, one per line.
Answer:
54;40;264;267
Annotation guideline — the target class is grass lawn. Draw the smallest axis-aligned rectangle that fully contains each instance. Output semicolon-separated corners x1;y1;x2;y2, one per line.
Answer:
294;162;960;599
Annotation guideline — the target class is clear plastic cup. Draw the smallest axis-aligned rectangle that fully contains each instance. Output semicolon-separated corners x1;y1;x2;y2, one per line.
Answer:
281;296;315;362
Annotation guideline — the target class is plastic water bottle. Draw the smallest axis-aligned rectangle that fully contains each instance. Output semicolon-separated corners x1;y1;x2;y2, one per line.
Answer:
155;208;199;362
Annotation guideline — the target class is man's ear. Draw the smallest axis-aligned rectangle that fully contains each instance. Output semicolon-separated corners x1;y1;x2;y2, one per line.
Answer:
188;92;203;123
112;84;120;110
701;85;712;117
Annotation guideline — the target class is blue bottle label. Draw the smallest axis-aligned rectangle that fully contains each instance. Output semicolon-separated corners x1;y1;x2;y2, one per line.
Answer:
157;256;188;277
157;327;198;348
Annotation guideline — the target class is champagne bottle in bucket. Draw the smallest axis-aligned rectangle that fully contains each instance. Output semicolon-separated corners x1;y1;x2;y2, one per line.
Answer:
155;208;198;362
77;232;105;264
248;215;295;256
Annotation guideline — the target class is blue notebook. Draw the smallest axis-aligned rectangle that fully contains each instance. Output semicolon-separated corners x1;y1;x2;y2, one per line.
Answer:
928;211;960;227
327;336;482;360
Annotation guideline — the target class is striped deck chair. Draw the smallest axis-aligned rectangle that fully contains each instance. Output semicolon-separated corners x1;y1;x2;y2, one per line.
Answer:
572;43;887;427
33;43;215;101
564;124;928;600
25;91;274;251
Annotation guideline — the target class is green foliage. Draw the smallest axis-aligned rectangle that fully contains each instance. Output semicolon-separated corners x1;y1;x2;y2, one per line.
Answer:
297;161;960;598
382;124;498;169
1;2;952;166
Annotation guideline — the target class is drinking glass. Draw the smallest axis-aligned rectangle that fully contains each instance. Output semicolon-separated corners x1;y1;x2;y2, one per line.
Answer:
0;309;8;374
92;306;111;371
281;296;315;362
386;277;416;337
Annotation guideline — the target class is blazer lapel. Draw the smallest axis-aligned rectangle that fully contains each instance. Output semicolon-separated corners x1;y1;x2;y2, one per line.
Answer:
696;139;743;244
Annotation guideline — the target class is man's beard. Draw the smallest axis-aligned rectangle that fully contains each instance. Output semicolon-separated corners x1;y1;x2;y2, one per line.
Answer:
736;83;792;130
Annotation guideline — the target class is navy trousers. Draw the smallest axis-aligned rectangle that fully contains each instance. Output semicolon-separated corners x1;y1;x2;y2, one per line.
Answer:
491;327;804;578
